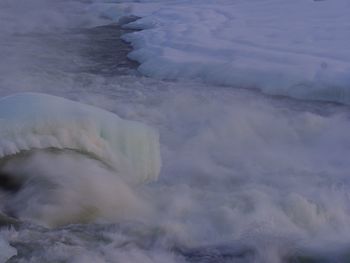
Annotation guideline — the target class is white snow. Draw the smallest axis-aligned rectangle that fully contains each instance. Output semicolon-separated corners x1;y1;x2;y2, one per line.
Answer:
97;0;350;103
0;93;161;183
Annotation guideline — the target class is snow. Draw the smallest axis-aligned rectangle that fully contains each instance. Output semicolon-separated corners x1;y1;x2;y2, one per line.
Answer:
0;93;161;183
98;0;350;103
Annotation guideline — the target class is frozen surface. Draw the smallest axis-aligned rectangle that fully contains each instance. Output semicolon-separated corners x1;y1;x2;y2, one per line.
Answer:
99;0;350;103
0;93;161;183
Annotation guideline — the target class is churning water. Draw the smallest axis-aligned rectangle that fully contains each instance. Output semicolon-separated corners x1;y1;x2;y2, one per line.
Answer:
1;1;350;262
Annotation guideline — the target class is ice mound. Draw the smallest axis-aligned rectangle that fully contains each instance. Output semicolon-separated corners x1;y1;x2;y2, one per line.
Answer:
0;92;161;183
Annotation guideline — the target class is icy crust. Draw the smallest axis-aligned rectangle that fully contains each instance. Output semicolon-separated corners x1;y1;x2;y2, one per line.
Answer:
0;93;161;183
100;0;350;104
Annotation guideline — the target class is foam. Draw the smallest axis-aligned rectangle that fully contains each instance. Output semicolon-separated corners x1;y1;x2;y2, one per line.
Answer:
1;0;350;261
0;235;16;262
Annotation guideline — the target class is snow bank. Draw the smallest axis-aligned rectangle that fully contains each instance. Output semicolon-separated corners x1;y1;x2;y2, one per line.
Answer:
0;93;161;183
99;0;350;103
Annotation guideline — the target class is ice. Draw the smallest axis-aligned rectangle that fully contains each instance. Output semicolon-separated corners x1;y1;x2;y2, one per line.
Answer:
0;93;160;227
0;93;161;183
98;0;350;104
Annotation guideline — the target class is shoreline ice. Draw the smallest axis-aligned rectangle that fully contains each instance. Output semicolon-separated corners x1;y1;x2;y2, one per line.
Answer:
0;92;161;184
96;0;350;104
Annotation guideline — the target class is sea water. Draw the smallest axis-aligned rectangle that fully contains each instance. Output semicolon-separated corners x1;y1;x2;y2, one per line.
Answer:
1;1;350;262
